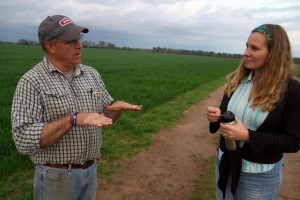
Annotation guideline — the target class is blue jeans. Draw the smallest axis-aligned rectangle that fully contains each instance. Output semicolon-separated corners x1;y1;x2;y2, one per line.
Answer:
34;163;98;200
215;149;283;200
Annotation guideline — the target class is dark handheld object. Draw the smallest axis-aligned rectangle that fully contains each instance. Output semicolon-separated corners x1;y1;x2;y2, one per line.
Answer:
220;111;237;150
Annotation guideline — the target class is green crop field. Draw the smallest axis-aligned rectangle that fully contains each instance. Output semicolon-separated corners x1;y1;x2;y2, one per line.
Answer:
0;44;299;199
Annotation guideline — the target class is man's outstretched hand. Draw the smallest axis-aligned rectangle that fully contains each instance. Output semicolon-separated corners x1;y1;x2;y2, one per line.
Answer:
105;101;143;122
105;101;143;111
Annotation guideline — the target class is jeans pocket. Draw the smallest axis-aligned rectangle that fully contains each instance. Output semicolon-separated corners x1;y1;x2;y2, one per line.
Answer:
43;167;68;182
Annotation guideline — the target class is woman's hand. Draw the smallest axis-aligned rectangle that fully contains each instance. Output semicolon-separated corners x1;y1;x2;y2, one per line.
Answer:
206;107;221;122
220;119;249;141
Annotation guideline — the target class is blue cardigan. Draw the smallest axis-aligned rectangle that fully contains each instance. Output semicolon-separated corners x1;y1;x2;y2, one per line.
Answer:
210;78;300;164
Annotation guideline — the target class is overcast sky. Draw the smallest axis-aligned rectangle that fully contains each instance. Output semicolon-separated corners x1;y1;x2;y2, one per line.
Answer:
0;0;299;57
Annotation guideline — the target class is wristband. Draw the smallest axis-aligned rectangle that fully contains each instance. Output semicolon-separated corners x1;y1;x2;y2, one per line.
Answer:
70;112;78;126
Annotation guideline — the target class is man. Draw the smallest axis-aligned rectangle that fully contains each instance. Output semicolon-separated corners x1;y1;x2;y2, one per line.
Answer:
11;15;142;200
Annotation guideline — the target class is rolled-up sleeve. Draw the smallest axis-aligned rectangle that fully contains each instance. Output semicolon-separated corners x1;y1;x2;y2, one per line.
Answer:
11;76;45;155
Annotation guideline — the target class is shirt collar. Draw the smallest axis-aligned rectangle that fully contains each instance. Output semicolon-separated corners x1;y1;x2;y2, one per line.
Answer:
43;56;82;76
242;71;254;83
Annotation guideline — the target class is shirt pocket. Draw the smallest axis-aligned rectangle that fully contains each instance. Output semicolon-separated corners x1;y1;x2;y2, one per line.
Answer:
77;88;103;113
42;89;73;120
92;90;103;113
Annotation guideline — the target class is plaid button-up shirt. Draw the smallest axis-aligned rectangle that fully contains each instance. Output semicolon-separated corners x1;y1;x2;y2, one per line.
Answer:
11;57;114;164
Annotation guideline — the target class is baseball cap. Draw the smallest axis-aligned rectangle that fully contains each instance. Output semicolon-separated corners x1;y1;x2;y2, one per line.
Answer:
38;15;89;44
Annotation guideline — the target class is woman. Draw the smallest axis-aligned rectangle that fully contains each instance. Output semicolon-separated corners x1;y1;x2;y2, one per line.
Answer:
207;24;300;200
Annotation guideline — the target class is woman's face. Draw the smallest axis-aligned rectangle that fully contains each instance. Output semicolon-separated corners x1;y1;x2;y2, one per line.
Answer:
244;32;270;73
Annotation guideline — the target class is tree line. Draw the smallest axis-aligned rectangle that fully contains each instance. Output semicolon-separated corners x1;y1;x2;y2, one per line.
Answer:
1;39;299;63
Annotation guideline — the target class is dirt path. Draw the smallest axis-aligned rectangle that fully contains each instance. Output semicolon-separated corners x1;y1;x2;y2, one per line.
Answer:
96;88;300;200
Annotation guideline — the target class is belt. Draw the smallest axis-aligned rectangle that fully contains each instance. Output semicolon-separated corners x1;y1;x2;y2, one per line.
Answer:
44;160;95;169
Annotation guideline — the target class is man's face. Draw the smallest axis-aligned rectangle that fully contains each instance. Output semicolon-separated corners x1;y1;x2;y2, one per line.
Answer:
50;35;83;71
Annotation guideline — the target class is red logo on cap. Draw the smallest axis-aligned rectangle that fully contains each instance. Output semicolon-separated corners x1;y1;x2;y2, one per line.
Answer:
59;17;72;26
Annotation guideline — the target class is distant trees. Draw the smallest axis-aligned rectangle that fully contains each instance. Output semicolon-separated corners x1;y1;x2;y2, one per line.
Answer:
82;40;97;47
1;39;299;63
17;39;38;45
98;41;106;48
81;40;117;49
152;47;243;59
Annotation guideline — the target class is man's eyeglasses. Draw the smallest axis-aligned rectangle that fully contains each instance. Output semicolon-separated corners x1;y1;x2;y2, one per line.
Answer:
55;34;84;47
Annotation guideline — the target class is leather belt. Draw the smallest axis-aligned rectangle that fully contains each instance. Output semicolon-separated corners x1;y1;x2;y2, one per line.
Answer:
45;160;95;169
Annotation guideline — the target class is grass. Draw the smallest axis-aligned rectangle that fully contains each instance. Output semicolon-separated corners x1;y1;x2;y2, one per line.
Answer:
98;76;225;182
0;44;236;199
189;157;216;200
1;44;299;199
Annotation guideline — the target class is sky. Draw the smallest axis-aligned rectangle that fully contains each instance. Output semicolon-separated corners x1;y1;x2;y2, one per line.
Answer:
0;0;299;57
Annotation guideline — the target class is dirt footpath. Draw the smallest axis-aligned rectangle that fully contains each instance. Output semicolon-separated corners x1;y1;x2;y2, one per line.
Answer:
97;88;300;200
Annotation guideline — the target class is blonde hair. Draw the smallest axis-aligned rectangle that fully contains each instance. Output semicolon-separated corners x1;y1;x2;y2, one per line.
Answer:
224;24;294;111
